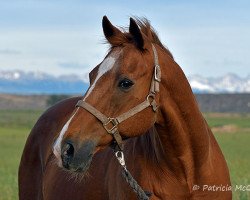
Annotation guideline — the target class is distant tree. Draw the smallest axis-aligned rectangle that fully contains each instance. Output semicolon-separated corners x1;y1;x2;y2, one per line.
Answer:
46;95;70;107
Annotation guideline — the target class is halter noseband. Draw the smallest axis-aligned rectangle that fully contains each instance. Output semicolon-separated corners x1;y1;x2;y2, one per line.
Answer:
75;44;161;151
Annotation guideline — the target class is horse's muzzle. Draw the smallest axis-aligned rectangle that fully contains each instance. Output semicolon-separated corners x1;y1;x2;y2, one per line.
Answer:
61;140;96;172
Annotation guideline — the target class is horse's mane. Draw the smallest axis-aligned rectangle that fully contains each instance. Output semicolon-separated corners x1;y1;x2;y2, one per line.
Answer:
131;126;168;178
106;17;174;59
135;18;173;59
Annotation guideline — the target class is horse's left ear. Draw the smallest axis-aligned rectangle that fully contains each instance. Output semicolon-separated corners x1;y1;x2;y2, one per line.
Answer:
129;18;144;50
102;16;124;46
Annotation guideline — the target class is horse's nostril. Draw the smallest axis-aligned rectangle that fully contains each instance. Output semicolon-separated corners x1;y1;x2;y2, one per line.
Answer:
62;142;74;158
61;142;75;169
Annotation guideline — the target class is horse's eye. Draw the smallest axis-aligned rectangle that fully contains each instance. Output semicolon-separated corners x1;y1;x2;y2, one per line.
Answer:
118;78;134;90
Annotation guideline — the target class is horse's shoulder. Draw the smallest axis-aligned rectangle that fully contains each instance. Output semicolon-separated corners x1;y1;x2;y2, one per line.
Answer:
25;96;82;157
42;96;81;121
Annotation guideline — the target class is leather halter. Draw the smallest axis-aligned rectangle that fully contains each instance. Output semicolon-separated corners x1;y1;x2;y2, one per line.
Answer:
75;44;161;151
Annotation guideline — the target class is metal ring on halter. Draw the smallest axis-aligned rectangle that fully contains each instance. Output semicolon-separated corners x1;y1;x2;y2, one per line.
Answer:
147;93;158;112
146;93;155;102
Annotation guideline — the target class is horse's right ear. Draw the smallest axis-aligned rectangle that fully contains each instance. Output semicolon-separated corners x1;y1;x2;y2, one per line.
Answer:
102;16;123;46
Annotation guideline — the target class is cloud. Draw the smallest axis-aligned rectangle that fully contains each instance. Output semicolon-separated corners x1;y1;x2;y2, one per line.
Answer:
0;1;249;78
58;61;86;69
0;49;22;55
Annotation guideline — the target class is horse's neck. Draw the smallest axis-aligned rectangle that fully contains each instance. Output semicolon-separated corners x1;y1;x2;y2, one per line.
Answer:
154;53;212;189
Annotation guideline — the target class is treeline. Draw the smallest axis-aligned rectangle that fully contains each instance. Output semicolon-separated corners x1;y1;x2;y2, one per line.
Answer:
46;95;71;107
195;93;250;113
46;94;250;113
0;93;250;113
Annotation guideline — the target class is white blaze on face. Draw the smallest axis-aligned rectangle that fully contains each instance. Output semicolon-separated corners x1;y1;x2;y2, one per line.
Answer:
83;52;118;100
53;108;79;166
52;50;120;166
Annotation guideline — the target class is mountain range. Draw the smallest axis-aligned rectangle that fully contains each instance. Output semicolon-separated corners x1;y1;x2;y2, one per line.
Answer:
0;70;88;94
0;70;250;94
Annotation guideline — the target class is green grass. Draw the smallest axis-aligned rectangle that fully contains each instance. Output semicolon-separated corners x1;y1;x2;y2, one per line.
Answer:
204;113;250;129
0;110;43;129
0;110;249;199
0;110;43;200
215;133;250;200
205;113;250;199
0;128;30;200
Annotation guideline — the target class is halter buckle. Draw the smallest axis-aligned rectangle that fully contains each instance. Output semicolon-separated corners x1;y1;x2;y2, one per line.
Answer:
103;118;119;134
154;64;161;82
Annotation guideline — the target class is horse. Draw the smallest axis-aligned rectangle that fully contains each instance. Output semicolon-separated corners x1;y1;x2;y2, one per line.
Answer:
19;16;232;200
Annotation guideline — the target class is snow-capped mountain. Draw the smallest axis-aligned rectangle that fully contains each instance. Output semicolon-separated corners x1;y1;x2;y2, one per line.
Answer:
188;73;250;93
0;70;250;94
0;70;88;94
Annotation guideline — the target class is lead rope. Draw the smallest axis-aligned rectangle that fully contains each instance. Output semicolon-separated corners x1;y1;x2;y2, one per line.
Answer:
114;151;152;200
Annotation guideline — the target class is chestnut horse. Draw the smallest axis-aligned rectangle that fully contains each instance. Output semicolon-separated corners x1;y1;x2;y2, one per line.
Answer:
19;16;232;199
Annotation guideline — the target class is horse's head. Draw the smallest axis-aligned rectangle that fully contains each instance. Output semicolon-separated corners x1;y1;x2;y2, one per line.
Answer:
53;16;168;173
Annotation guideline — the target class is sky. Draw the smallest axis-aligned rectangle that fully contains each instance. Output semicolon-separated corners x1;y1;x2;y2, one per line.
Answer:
0;0;250;78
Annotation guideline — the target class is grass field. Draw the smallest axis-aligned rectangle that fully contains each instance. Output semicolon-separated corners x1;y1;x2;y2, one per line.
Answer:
0;110;249;199
0;110;42;200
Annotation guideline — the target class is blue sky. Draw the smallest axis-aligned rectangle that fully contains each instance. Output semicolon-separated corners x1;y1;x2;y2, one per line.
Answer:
0;0;250;77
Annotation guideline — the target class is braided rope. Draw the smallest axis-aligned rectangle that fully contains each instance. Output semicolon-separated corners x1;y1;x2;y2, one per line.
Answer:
113;148;152;199
121;168;151;200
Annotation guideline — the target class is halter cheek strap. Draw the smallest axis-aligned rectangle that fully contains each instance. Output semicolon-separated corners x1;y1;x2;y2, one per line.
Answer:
75;44;161;151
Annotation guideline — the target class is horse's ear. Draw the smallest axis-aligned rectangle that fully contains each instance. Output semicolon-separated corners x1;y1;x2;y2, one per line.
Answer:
129;18;144;50
102;16;123;46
